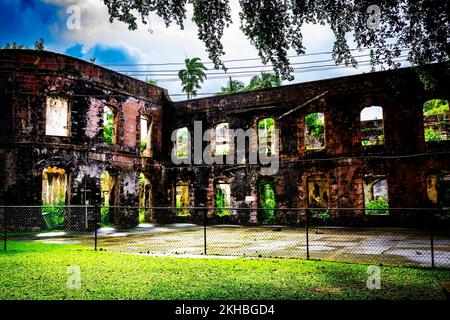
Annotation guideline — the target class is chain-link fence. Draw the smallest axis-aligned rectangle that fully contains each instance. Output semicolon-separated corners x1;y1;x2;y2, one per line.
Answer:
1;206;449;269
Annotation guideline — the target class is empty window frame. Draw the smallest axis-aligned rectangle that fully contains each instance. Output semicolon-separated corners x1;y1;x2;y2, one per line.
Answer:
175;181;190;216
101;171;119;224
215;181;231;216
139;173;153;223
42;167;67;205
307;174;330;221
45;97;69;137
423;99;450;142
427;172;450;219
103;106;118;144
307;175;329;208
258;118;276;156
140;115;153;157
214;123;230;156
42;167;67;229
363;175;389;215
438;172;450;219
305;113;325;150
175;127;190;159
258;178;276;223
427;174;438;205
361;106;384;146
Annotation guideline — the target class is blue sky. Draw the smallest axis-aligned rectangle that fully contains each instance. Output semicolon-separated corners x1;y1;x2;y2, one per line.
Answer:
0;0;408;101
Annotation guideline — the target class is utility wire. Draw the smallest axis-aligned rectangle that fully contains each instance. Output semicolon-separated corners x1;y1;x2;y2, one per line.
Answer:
0;47;409;67
144;59;411;83
124;57;408;77
112;52;409;73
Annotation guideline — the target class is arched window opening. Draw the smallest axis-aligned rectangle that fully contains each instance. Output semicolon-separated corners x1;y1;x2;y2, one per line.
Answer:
361;106;384;146
363;175;389;215
140;115;153;157
428;172;450;218
258;179;276;223
42;167;67;229
45;97;69;137
175;181;190;216
307;174;330;221
103;106;118;144
305;113;325;150
101;171;119;225
175;127;190;159
215;181;231;216
214;123;230;156
139;173;153;223
423;99;449;142
258;118;276;156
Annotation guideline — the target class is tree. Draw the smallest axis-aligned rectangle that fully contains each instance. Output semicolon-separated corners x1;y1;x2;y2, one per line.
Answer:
34;38;45;51
2;41;26;49
102;1;450;80
146;78;158;86
215;77;245;95
178;57;207;99
245;72;282;91
2;38;45;50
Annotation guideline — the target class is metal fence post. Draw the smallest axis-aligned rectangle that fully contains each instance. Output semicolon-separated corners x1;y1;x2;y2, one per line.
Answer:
3;207;6;252
430;209;435;269
203;208;207;255
305;208;310;260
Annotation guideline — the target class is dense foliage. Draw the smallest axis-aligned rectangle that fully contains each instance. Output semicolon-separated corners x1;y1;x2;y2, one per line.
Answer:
259;180;276;223
103;108;114;144
41;202;65;230
305;113;325;149
103;0;450;80
216;73;281;95
365;197;389;215
423;99;449;142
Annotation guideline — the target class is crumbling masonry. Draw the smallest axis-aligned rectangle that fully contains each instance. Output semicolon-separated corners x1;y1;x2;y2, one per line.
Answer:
0;50;449;229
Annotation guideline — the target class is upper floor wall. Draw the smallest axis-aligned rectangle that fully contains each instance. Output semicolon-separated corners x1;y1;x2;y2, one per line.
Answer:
0;49;170;159
167;63;450;162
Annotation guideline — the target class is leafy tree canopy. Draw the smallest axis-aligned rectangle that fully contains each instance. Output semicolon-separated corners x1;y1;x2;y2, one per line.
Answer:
215;77;246;95
178;57;208;99
245;72;282;91
103;0;450;80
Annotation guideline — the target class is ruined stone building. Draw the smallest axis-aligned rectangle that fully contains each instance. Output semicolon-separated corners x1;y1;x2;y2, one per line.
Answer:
0;50;449;229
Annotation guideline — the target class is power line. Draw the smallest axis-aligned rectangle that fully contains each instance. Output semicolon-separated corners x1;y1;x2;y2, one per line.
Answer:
147;59;411;83
0;47;409;68
101;47;409;67
112;52;408;73
123;57;408;77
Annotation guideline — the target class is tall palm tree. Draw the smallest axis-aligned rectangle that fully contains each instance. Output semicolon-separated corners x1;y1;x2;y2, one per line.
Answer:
245;72;282;91
215;77;245;95
178;57;207;99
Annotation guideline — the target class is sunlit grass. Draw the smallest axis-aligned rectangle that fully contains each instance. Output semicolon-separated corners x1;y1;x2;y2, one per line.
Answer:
0;242;448;300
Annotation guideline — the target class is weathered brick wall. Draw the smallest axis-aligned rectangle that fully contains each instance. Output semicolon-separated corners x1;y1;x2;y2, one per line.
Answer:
0;50;169;229
164;63;450;227
1;49;449;229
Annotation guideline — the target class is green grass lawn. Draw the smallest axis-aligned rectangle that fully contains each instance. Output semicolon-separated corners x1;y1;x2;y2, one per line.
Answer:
0;242;448;300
